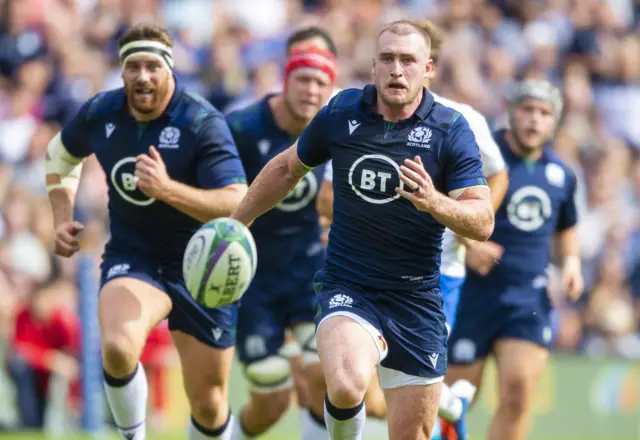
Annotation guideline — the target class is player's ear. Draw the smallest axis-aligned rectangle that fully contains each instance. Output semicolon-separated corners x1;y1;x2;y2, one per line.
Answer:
372;56;376;77
424;59;434;80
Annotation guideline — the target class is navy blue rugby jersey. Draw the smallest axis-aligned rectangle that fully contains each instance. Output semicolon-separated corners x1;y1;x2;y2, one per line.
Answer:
297;85;487;291
60;81;246;266
488;129;578;282
226;95;325;274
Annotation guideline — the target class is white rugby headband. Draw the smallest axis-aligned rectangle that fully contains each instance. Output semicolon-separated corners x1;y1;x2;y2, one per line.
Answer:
119;40;174;71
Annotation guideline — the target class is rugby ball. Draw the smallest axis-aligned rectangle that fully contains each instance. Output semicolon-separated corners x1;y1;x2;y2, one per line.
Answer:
183;218;257;308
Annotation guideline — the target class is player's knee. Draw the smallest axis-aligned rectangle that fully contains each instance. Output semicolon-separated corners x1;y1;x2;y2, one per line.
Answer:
101;328;141;375
189;386;227;425
500;374;534;415
326;372;369;408
244;355;292;393
249;390;291;425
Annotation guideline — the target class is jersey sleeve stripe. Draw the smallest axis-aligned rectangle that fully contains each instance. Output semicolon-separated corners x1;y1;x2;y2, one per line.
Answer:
298;158;316;171
447;177;488;191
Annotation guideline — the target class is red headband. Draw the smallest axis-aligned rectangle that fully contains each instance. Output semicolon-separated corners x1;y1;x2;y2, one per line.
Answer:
284;46;338;86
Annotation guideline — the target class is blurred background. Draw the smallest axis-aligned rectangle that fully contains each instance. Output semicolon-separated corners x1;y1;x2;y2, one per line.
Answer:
0;0;638;439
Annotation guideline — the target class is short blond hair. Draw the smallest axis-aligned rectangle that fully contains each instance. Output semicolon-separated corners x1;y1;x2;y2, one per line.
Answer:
378;20;431;53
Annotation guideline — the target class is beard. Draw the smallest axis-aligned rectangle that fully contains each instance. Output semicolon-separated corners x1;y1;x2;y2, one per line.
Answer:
125;79;169;114
377;81;422;109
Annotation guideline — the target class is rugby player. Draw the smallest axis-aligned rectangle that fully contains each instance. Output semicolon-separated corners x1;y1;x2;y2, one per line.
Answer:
45;24;247;440
231;20;494;440
445;80;583;440
227;27;338;440
316;21;508;439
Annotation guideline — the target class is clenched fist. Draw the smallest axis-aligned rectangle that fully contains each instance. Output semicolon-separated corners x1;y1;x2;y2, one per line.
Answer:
135;146;171;200
54;221;84;257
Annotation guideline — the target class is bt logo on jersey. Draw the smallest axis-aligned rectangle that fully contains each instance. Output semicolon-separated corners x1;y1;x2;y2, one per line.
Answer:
348;154;405;204
110;157;156;206
360;169;392;192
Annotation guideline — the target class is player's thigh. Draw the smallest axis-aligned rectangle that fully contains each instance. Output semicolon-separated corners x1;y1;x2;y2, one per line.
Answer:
494;338;548;409
313;274;386;400
384;382;442;440
316;315;379;398
98;275;172;356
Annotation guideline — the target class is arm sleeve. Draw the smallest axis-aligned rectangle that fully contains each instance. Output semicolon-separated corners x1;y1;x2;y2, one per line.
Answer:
442;116;488;193
59;99;95;159
556;170;578;231
297;106;331;168
195;114;248;189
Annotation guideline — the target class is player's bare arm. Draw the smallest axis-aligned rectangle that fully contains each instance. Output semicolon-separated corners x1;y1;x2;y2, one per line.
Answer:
555;226;583;301
45;132;86;257
134;145;247;223
232;141;308;226
396;155;494;241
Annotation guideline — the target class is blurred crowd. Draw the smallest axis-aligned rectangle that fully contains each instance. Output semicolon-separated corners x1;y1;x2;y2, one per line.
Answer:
0;0;639;431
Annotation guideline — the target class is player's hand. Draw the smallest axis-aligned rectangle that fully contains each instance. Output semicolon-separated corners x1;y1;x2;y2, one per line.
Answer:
562;257;584;301
135;146;171;199
465;240;504;276
395;156;437;212
53;221;84;258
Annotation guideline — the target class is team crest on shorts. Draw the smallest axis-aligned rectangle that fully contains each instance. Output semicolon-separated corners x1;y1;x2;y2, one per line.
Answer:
329;294;353;308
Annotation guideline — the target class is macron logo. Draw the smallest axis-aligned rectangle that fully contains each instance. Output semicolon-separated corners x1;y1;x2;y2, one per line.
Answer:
428;353;439;369
348;119;361;135
212;327;223;342
257;139;271;156
105;123;116;138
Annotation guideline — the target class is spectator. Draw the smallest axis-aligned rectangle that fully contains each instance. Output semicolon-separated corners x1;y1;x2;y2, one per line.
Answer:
6;258;80;429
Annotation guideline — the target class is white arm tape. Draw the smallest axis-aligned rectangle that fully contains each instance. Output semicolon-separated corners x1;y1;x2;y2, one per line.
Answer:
45;132;84;193
448;185;489;200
